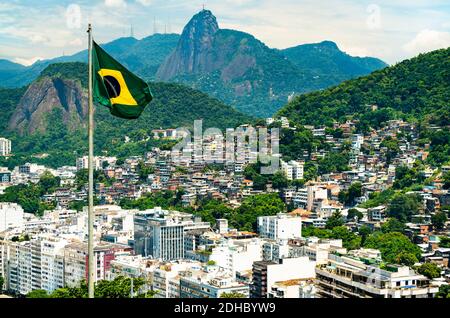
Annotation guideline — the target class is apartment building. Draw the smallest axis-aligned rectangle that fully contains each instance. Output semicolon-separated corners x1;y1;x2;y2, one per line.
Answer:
281;160;304;181
152;261;201;298
179;270;250;298
1;234;67;295
76;156;117;171
0;138;11;156
0;167;11;184
293;185;328;212
0;203;24;232
64;242;132;288
267;279;316;298
251;257;316;298
133;207;210;260
209;238;264;277
299;238;346;264
257;214;302;240
315;254;439;298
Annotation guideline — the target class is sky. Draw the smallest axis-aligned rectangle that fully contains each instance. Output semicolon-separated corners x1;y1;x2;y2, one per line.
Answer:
0;0;450;66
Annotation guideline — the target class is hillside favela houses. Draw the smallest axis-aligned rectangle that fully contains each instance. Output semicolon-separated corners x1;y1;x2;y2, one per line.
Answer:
1;114;449;299
0;3;450;302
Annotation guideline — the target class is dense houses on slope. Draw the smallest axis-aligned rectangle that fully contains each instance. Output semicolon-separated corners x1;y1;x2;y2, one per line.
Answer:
0;118;449;298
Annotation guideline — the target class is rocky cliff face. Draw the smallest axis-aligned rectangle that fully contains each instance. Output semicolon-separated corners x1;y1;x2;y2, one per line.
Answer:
157;10;262;85
8;77;87;135
157;10;219;80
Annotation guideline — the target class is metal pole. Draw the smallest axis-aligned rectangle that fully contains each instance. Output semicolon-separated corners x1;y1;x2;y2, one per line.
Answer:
130;278;134;298
87;23;95;299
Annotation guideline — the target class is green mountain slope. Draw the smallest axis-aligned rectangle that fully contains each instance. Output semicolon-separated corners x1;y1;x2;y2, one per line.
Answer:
281;41;388;84
162;27;323;118
278;47;450;127
0;34;180;88
0;87;27;132
0;12;387;118
156;10;388;118
1;62;252;167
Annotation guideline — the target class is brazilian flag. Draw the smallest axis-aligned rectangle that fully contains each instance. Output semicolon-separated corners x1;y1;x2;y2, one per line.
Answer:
93;41;153;119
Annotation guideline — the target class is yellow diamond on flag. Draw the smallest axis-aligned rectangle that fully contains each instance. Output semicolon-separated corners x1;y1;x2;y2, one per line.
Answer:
97;69;138;106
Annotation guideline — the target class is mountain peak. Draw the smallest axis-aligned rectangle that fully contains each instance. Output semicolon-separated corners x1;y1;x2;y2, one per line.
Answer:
156;10;220;80
318;40;339;49
183;10;219;39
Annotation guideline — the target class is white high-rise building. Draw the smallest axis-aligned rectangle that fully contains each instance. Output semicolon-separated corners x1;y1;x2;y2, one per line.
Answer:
251;257;316;298
291;161;304;180
281;160;304;181
76;156;117;171
216;219;228;234
5;241;32;295
0;234;68;295
281;160;293;180
209;238;264;277
351;134;364;151
293;185;328;211
0;203;24;232
257;214;302;240
0;138;11;156
39;235;67;292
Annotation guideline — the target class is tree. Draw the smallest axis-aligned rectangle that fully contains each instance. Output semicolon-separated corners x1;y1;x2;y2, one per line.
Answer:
439;236;450;248
220;292;246;298
318;152;350;175
49;277;149;298
137;161;154;182
396;252;419;267
39;171;61;194
26;289;50;298
326;211;345;229
387;194;422;222
252;175;268;191
303;162;318;181
431;212;448;230
302;226;333;239
331;226;361;250
120;190;179;211
95;276;145;298
417;263;441;280
347;208;364;221
364;232;421;265
271;171;289;190
443;172;450;190
381;218;406;234
231;194;285;231
340;183;363;206
358;225;373;245
393;166;425;190
435;285;450;298
303;225;361;250
0;275;4;294
381;137;400;164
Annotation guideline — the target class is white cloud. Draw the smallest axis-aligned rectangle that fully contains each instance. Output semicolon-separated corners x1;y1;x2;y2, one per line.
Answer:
68;38;83;46
104;0;127;8
403;29;450;55
1;0;450;64
13;56;44;66
341;46;371;57
0;27;50;44
136;0;152;6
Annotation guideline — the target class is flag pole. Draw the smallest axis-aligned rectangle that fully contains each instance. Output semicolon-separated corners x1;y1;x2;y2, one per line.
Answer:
87;23;95;299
